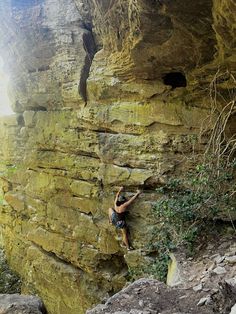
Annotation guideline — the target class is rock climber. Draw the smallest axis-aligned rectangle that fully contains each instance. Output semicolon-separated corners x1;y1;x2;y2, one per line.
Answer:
108;186;141;250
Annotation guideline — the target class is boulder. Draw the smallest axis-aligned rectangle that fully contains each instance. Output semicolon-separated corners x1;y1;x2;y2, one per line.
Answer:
0;294;46;314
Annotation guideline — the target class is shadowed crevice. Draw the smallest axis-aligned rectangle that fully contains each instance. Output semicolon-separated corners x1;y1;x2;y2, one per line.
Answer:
162;72;187;89
79;28;97;103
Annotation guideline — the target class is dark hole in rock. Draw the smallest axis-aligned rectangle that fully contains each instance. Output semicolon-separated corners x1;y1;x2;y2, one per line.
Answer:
162;72;187;88
38;65;50;72
28;69;37;74
27;106;47;111
16;114;25;126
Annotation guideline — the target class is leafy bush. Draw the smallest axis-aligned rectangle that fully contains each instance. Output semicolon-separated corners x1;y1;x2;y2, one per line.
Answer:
128;157;235;283
148;158;236;280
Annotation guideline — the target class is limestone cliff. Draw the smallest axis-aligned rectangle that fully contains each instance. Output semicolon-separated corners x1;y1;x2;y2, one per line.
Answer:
0;1;235;313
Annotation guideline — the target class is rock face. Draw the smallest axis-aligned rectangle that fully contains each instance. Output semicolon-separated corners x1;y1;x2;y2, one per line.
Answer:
0;1;235;313
0;0;96;111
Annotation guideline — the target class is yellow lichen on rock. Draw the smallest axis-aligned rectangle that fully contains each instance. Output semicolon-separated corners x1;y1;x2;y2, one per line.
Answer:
0;0;235;313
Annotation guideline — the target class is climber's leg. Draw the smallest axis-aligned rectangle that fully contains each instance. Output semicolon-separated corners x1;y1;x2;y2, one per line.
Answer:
121;228;132;250
108;207;113;224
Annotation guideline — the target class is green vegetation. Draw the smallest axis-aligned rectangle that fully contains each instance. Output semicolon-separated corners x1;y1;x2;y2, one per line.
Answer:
0;163;21;292
128;158;235;282
0;250;21;293
0;162;17;205
151;157;235;278
0;163;17;177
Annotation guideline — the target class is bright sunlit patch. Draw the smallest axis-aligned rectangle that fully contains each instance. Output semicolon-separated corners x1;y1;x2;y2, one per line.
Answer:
0;57;14;116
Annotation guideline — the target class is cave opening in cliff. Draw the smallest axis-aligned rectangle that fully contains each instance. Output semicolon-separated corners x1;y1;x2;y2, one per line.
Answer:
162;72;187;89
0;57;14;116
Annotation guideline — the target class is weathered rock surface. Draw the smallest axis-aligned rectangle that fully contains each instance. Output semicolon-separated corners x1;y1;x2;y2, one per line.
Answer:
0;0;235;313
0;294;46;314
166;234;236;313
86;277;235;314
88;236;236;314
0;0;96;111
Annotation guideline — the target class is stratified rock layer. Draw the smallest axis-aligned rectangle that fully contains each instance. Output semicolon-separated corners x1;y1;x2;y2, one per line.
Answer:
0;0;235;313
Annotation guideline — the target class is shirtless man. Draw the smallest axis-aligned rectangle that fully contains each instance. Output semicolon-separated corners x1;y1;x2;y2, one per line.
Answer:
108;187;141;250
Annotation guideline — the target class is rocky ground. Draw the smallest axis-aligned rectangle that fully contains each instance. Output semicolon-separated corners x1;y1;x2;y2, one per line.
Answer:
87;233;236;314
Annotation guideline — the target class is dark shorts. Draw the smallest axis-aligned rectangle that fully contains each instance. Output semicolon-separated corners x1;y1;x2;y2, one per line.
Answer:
111;210;126;229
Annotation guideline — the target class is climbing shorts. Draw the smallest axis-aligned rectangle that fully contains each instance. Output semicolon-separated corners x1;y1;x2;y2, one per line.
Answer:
111;210;126;229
